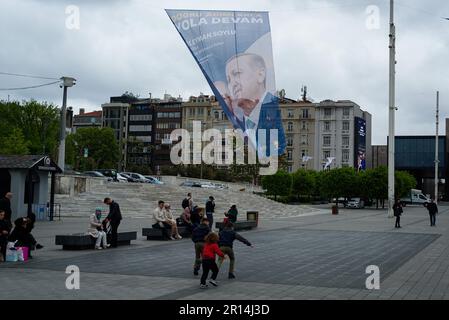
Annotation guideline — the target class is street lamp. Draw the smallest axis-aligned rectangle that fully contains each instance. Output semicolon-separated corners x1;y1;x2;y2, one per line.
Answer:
58;76;76;172
200;121;206;180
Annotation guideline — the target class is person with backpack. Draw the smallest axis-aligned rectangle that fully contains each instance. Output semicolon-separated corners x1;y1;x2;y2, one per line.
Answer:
192;218;211;275
393;199;403;228
205;196;215;230
200;232;225;289
224;204;238;223
217;221;253;279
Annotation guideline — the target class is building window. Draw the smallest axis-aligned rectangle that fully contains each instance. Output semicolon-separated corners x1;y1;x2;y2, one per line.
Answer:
323;135;331;146
324;150;331;159
302;109;309;119
342;136;350;147
129;125;152;132
287;150;293;161
287;136;293;147
156;123;180;129
343;107;350;117
324;108;332;118
287;122;293;131
324;121;331;132
301;149;307;157
189;108;195;116
301;121;307;130
157;112;181;118
301;135;307;145
288;109;294;118
342;149;350;162
130;114;152;121
343;121;350;131
198;108;204;116
214;111;219;120
135;136;151;143
287;165;293;173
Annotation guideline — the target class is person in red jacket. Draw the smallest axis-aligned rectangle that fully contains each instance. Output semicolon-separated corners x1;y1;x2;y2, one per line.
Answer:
200;232;225;289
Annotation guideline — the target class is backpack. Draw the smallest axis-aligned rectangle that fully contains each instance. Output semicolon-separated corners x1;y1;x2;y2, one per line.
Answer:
182;198;189;209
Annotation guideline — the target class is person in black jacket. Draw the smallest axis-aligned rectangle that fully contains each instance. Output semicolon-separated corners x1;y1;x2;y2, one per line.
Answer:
217;221;253;279
103;198;122;248
0;192;12;222
8;217;37;258
393;199;403;228
205;196;215;230
425;199;438;226
191;218;211;276
0;210;12;260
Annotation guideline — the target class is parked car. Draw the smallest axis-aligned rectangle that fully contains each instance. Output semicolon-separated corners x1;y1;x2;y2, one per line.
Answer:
144;176;164;184
115;172;129;183
95;169;127;182
119;172;138;183
347;198;365;209
180;180;201;187
82;171;113;181
121;172;150;183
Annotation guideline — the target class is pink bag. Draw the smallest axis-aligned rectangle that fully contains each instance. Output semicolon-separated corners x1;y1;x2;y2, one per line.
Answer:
17;247;29;261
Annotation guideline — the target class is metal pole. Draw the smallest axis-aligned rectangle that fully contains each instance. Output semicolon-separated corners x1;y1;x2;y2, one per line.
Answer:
435;91;440;202
388;0;396;218
58;85;68;171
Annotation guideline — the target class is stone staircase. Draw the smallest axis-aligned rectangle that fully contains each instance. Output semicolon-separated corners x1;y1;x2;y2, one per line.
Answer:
56;181;325;220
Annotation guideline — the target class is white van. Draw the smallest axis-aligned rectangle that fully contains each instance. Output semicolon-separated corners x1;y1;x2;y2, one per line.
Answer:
400;189;430;206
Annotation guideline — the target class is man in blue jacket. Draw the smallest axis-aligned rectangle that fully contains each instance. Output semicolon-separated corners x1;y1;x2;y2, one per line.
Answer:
217;221;253;279
192;218;211;276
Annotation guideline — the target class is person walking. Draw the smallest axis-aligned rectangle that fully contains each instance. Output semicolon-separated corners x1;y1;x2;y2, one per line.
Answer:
205;196;215;229
426;198;438;227
0;192;13;222
103;198;122;248
393;199;403;228
192;218;211;276
88;208;109;249
200;232;225;289
217;221;253;279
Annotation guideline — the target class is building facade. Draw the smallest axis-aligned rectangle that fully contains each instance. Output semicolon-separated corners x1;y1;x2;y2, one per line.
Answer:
72;109;102;132
371;145;388;168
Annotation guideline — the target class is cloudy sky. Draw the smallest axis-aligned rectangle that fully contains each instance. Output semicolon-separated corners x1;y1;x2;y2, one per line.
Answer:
1;0;448;144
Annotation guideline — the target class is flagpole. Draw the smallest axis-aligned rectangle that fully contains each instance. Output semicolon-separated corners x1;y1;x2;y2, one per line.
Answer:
388;0;396;218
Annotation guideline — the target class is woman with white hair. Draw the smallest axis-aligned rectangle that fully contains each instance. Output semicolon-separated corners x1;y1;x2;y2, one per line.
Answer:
164;203;182;240
88;208;109;249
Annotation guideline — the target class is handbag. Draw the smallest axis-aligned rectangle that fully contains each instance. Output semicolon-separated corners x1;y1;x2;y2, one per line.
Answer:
16;247;29;261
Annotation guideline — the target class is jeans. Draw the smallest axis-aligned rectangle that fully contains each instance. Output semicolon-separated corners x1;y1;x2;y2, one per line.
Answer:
201;259;219;285
206;213;214;229
395;216;401;228
95;231;108;248
194;242;205;270
110;220;120;247
217;246;235;273
429;213;436;226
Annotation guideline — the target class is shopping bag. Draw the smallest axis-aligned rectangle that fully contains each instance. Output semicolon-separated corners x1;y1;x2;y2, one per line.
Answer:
6;247;18;262
16;247;28;261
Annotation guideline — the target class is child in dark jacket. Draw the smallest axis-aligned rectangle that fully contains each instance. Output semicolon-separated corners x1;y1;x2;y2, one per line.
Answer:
217;221;252;279
191;218;210;275
200;232;224;289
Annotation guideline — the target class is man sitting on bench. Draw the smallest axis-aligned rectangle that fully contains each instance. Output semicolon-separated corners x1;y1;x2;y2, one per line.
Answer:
153;200;175;240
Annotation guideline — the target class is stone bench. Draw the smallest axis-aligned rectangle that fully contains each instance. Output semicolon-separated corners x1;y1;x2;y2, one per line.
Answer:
55;231;137;250
215;220;257;231
142;226;191;240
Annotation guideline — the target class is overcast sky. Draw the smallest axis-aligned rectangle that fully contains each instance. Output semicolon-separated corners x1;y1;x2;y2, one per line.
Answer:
1;0;448;144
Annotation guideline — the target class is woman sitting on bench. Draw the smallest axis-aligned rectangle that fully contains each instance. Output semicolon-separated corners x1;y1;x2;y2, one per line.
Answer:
88;208;109;250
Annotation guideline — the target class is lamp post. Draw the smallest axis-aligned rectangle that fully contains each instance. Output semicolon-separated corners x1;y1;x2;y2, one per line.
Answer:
58;76;76;172
388;0;396;218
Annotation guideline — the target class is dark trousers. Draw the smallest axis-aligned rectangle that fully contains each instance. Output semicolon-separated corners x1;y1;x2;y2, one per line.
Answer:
201;259;219;285
395;215;401;228
0;236;7;260
110;220;120;247
153;222;171;239
429;213;436;226
206;213;214;230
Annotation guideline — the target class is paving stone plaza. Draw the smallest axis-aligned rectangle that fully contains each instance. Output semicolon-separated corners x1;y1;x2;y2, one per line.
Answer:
1;181;449;300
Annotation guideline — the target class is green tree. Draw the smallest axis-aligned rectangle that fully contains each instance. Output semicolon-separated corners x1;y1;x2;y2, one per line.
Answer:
291;169;315;202
261;170;292;200
0;127;29;155
320;167;358;205
66;127;120;171
395;170;417;199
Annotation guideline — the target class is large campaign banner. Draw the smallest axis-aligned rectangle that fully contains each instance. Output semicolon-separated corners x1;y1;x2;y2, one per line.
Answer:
166;9;286;157
354;117;366;171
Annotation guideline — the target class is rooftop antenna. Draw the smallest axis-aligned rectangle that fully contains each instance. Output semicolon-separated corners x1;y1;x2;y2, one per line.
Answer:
301;85;308;102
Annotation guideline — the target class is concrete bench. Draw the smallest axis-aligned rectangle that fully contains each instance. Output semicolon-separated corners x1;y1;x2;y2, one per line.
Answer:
55;231;137;250
215;220;257;231
142;226;191;240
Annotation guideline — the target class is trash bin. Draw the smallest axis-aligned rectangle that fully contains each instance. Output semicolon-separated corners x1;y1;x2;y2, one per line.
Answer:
332;205;339;215
247;210;259;226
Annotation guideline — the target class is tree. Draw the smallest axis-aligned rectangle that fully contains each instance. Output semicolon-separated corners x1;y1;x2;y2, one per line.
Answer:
0;127;29;155
360;166;388;209
65;127;120;171
261;170;292;200
395;170;417;199
291;169;315;202
319;167;358;206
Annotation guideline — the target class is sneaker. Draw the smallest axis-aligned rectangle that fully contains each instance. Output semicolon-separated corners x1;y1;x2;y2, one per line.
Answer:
106;244;111;248
36;244;44;250
200;284;208;289
169;236;176;240
175;234;183;240
95;247;103;250
228;273;236;279
209;280;218;287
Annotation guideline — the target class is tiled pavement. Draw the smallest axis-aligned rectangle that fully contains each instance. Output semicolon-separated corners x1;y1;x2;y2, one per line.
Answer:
1;204;449;300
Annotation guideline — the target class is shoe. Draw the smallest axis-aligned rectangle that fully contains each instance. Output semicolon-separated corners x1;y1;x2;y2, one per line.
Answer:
200;284;208;289
36;244;43;250
95;247;103;250
175;234;183;240
106;244;111;248
209;280;218;287
169;236;176;240
228;273;235;279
